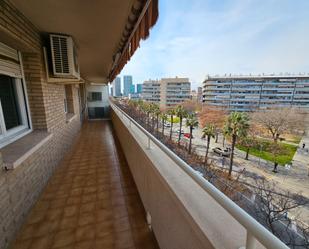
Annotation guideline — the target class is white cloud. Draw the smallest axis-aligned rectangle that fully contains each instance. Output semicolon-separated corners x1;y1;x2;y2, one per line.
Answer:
121;0;309;90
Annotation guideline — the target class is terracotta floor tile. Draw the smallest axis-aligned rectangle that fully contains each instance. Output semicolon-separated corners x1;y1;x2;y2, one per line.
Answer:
59;217;78;230
115;230;135;249
10;239;32;249
10;121;159;249
52;229;75;248
95;221;114;238
75;225;95;242
29;235;53;249
34;220;59;237
63;205;79;217
113;216;131;232
79;202;96;214
18;225;36;240
45;208;63;221
78;213;95;226
74;240;94;249
95;235;115;249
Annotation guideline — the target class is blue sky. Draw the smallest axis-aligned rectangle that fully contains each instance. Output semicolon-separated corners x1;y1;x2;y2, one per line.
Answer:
120;0;309;90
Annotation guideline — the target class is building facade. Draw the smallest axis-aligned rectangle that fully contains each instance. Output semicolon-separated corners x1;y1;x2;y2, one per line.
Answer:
142;79;161;103
113;76;121;96
123;75;133;96
130;84;135;94
136;83;143;93
202;74;309;111
142;77;191;108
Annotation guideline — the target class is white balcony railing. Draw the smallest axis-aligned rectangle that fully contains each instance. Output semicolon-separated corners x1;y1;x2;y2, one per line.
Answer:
110;101;289;249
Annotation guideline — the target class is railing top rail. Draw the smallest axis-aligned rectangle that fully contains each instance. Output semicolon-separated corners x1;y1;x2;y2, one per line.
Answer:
110;101;289;249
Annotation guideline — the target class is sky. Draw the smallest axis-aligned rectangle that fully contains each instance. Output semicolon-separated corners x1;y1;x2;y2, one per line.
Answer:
119;0;309;90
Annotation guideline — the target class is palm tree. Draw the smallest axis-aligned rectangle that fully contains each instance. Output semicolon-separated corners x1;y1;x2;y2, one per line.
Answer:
152;104;161;135
202;123;216;164
160;112;168;136
186;113;198;154
167;108;176;140
144;103;153;129
224;112;250;177
175;105;188;144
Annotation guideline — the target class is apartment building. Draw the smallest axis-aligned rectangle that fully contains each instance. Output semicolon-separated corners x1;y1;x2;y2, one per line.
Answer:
203;74;309;111
141;79;161;103
142;77;191;108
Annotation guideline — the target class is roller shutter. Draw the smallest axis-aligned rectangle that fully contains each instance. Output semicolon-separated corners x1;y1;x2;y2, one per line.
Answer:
0;42;22;78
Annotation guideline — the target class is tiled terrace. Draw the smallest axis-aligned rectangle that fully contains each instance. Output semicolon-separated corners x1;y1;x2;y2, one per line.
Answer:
10;121;159;249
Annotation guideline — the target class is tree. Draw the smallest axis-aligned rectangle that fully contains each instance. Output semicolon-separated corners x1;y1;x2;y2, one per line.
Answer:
238;128;259;160
186;113;198;154
199;105;227;144
175;105;188;144
238;137;253;160
202;123;216;164
252;108;305;143
250;178;308;247
160;112;168;136
224;112;250;177
167;108;176;140
182;99;202;113
153;104;161;136
269;142;288;173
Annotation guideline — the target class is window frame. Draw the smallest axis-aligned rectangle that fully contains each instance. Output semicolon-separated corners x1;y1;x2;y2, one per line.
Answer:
0;51;32;148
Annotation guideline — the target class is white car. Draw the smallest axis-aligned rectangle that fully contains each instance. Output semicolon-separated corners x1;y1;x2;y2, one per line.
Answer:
212;147;231;157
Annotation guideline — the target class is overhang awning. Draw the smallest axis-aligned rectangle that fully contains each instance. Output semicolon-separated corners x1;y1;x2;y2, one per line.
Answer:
109;0;158;82
10;0;158;83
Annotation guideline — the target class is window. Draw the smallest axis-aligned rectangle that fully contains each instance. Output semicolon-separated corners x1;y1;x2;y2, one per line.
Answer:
0;74;30;147
64;85;74;114
88;92;102;102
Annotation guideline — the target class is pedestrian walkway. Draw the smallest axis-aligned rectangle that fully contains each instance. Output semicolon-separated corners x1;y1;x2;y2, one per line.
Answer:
10;121;159;249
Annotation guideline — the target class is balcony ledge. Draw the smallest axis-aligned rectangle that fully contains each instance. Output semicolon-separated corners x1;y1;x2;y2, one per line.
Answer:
1;131;53;170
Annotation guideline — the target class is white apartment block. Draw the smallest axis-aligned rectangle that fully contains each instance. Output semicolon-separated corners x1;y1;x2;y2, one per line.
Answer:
203;74;309;111
142;77;191;108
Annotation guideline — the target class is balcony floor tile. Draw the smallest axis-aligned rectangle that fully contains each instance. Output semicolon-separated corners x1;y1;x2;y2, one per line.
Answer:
10;121;159;249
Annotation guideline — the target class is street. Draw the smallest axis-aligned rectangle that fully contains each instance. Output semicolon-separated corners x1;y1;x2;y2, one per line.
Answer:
162;119;309;225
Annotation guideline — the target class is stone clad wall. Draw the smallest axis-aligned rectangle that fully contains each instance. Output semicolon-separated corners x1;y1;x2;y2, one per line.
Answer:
0;1;82;248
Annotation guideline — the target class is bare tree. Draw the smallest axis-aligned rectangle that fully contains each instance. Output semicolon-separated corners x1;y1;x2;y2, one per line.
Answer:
182;99;202;113
249;178;309;248
252;108;305;143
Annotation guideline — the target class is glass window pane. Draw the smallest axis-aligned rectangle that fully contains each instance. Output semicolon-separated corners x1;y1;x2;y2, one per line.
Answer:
0;75;21;130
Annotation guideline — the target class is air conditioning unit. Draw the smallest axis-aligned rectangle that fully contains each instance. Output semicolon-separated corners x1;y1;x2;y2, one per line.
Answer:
49;34;80;79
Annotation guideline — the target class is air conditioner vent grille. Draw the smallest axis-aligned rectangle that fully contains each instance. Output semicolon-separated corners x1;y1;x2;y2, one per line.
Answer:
52;36;70;74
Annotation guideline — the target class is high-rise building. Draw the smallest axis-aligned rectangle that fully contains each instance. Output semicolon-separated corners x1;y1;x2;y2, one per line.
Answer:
110;86;113;96
136;83;143;94
202;74;309;111
123;75;133;96
130;84;135;94
142;77;191;108
113;76;121;96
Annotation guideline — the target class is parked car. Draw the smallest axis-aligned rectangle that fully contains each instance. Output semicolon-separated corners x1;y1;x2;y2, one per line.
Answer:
212;147;231;157
184;133;193;139
164;123;171;128
176;129;184;134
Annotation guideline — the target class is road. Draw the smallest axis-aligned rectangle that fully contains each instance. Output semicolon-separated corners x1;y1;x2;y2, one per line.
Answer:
163;120;309;225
